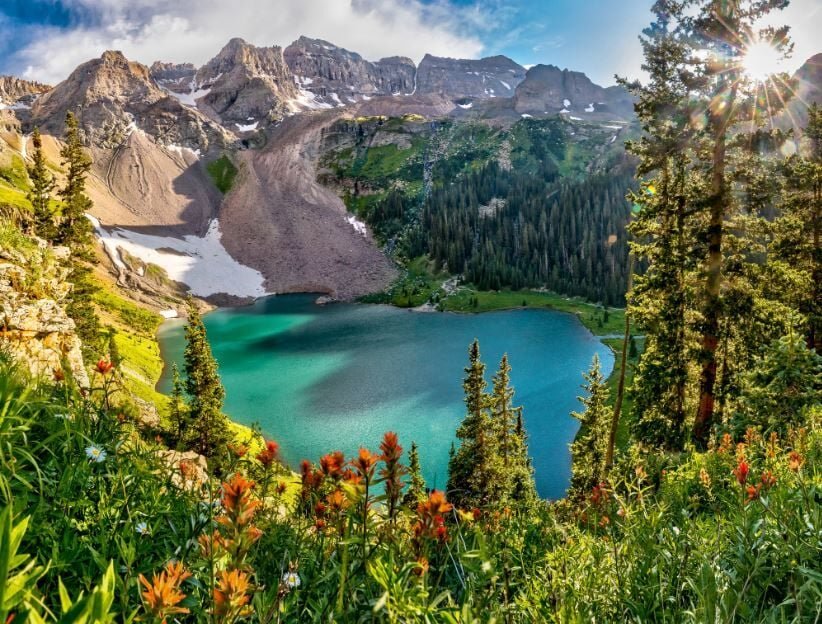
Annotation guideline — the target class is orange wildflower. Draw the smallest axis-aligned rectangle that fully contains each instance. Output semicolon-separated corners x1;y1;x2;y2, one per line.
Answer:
228;443;248;458
220;474;260;527
351;447;379;480
95;359;115;375
746;484;761;503
413;556;429;576
699;468;711;489
256;440;279;467
718;432;733;454
326;489;349;513
788;451;804;472
52;367;65;382
760;470;777;489
139;561;192;621
320;451;345;479
213;569;253;618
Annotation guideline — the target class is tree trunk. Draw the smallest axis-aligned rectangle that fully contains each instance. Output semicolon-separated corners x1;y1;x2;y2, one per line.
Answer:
693;82;736;449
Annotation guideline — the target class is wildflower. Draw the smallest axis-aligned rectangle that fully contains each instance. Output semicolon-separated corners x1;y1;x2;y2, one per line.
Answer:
617;507;626;518
760;470;777;489
767;431;778;458
351;447;379;480
718;432;733;454
320;451;345;479
139;561;192;621
746;484;761;503
590;482;608;506
85;445;107;463
276;480;288;495
256;440;279;467
282;571;301;590
733;458;749;485
635;465;647;480
599;515;610;528
417;490;453;517
219;474;260;527
472;508;481;521
213;569;253;619
413;491;453;547
136;521;150;536
342;468;362;486
53;367;65;382
379;431;406;521
325;489;348;513
228;443;248;458
198;531;224;557
788;451;804;472
699;468;711;489
95;358;115;375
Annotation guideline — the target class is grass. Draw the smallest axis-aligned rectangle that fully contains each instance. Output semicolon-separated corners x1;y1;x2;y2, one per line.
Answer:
206;155;238;194
441;287;625;336
92;282;167;409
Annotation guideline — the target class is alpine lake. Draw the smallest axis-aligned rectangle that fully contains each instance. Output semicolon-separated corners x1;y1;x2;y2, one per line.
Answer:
157;294;614;499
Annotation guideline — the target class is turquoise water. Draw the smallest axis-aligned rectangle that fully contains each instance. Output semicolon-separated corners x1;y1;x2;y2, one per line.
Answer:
157;294;613;499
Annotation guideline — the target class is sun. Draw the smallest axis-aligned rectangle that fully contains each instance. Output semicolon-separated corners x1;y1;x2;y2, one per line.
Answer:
740;39;784;82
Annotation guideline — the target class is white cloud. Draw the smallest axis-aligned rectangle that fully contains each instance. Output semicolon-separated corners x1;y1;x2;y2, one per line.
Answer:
15;0;486;84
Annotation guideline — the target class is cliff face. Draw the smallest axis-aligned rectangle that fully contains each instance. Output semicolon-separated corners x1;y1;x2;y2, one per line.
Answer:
284;37;416;104
415;54;526;99
0;240;89;387
194;38;299;127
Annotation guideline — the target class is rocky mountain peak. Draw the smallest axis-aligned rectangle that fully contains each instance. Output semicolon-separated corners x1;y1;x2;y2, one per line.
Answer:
283;36;416;105
31;50;232;152
193;39;298;127
513;63;633;120
416;54;526;99
149;61;197;93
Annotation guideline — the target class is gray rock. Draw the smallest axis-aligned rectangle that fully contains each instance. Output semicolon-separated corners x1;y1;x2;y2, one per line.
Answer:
416;54;525;99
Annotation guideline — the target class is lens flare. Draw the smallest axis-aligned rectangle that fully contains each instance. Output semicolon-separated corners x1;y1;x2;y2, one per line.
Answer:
741;40;783;82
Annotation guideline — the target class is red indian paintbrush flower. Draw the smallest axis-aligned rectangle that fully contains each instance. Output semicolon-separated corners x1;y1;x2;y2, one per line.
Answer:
379;432;406;522
788;451;804;472
95;359;115;375
733;458;749;485
320;451;345;479
219;474;260;527
256;440;279;467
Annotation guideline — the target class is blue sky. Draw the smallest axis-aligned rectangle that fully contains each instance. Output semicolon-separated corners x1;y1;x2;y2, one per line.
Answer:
1;0;819;86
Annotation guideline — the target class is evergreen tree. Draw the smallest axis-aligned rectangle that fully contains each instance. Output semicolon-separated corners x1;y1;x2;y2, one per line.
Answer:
27;128;56;241
403;441;427;506
490;354;536;504
107;328;121;367
732;330;822;435
624;0;793;449
168;363;189;448
447;340;504;508
569;355;610;497
183;302;230;461
56;112;94;251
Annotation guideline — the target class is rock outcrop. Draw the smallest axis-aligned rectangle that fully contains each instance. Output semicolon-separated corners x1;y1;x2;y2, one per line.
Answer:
149;61;197;94
415;54;526;99
194;38;299;127
284;37;416;105
0;76;50;107
31;50;233;153
0;241;89;387
513;64;633;120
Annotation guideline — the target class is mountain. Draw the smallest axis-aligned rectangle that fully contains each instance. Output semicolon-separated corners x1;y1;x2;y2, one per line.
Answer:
415;54;526;99
514;64;633;119
31;50;231;152
190;38;299;128
284;36;416;105
149;61;197;94
782;53;822;130
0;76;50;108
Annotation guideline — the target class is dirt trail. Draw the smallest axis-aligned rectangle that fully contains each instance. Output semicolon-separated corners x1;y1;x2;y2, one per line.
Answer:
219;111;398;299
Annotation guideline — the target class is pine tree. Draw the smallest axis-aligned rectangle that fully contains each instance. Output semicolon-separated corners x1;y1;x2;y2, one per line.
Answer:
447;340;504;508
27;128;56;241
56;112;94;252
569;355;610;497
624;0;793;449
403;441;427;506
169;363;189;447
183;302;230;461
491;354;536;504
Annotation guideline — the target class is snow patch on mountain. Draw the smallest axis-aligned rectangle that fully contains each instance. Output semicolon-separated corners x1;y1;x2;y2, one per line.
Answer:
88;215;267;297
